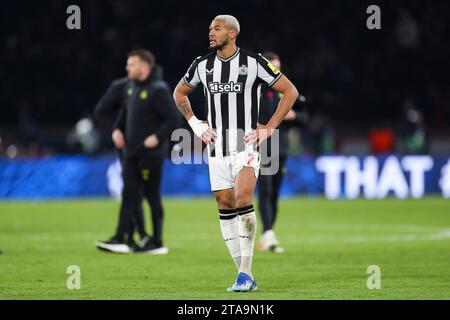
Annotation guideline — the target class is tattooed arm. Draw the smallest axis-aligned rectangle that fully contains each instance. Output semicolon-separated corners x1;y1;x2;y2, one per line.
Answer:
173;79;196;120
173;79;217;144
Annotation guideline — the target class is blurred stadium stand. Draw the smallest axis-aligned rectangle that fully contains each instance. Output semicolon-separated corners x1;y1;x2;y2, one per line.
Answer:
1;0;449;198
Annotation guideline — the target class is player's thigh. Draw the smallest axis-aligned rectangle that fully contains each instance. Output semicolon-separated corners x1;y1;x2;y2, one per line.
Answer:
232;151;259;203
234;167;257;207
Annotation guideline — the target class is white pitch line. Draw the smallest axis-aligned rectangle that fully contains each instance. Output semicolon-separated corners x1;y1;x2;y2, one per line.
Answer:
343;229;450;243
281;223;450;244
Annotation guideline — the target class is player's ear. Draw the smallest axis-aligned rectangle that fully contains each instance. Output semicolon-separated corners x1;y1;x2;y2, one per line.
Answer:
229;29;237;40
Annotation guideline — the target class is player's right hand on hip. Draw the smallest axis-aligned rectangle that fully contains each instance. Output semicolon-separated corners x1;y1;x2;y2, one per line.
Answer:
188;115;217;144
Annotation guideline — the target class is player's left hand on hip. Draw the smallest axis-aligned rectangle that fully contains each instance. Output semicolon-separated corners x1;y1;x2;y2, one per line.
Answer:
144;134;159;148
244;124;274;146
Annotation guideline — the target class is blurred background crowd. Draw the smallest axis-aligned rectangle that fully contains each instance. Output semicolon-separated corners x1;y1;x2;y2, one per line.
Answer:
1;0;449;158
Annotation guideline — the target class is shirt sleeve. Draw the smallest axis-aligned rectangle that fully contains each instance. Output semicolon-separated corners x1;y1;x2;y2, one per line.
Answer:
256;53;283;86
94;79;126;119
183;56;201;88
93;78;127;132
113;106;126;132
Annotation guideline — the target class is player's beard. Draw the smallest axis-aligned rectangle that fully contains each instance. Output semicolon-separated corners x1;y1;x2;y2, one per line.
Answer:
209;38;229;51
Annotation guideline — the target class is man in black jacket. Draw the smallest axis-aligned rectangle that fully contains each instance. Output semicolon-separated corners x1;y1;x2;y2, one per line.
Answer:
95;49;181;254
94;62;163;250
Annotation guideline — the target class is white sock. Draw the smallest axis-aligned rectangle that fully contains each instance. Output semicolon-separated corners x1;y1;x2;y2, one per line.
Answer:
240;256;253;278
219;211;241;270
237;206;257;277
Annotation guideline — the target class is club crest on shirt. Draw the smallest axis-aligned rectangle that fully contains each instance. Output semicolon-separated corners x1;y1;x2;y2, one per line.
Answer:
238;65;248;75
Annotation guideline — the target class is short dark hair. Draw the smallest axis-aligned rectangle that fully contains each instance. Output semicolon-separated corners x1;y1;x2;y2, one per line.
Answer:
127;49;155;66
262;51;280;62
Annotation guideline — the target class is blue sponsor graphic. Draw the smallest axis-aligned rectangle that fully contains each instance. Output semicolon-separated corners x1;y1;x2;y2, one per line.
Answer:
0;155;449;199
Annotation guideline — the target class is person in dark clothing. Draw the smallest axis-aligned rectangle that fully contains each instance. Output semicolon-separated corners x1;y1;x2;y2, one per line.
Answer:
94;62;164;246
257;52;304;253
94;65;163;128
95;78;148;244
95;49;181;254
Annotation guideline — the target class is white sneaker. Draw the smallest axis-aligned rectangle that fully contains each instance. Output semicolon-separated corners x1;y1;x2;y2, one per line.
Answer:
257;231;268;251
266;230;279;249
144;246;169;255
257;230;276;251
273;245;285;253
137;239;169;255
257;230;284;253
95;240;131;253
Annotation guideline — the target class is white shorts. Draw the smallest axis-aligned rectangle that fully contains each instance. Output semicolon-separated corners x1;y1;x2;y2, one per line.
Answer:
208;151;260;191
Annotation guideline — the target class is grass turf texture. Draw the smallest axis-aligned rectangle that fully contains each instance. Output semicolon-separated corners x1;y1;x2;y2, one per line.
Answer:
0;197;449;300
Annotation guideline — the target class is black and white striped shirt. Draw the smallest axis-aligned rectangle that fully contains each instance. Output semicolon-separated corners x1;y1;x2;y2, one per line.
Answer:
183;47;282;157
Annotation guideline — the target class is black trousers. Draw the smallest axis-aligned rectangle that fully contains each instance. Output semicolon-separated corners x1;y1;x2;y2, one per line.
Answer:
115;151;146;240
257;158;287;233
116;155;164;245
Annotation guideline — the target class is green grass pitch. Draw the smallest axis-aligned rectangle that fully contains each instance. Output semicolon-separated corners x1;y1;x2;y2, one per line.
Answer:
0;197;449;299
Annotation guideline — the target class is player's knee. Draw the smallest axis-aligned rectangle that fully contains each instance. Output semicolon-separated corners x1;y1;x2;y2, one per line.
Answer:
235;194;253;209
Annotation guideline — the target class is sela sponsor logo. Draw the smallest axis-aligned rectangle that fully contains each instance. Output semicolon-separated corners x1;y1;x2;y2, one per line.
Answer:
208;81;243;94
